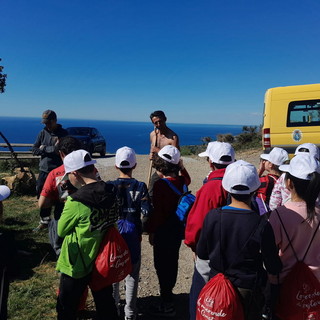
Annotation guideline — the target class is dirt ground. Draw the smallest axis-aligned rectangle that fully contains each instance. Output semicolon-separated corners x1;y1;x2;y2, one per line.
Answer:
92;148;262;319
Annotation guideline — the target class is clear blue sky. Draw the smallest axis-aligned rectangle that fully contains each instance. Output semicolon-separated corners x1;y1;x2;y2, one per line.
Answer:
2;0;320;125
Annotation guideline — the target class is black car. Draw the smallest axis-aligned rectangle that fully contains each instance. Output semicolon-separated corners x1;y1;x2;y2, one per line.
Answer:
66;127;106;156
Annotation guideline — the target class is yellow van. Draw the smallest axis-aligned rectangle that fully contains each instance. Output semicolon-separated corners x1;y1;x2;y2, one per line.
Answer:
262;83;320;155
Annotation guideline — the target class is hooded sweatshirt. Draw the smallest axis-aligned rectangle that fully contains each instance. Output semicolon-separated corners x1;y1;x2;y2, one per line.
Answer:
32;124;68;173
56;181;118;278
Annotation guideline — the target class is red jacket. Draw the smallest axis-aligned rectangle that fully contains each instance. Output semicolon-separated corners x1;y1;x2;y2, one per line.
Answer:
184;168;228;252
147;169;191;233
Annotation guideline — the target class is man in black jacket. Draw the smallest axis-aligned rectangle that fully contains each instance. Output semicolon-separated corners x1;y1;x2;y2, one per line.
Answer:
32;110;68;231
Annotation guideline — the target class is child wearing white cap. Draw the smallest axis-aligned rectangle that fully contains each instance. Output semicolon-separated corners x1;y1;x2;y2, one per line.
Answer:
56;149;120;320
109;146;152;320
195;160;282;320
256;147;289;204
186;141;236;320
146;145;191;317
269;143;320;210
268;154;320;318
185;141;235;252
0;185;11;320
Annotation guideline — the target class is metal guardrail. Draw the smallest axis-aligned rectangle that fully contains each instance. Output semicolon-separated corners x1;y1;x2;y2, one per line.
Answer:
0;143;37;159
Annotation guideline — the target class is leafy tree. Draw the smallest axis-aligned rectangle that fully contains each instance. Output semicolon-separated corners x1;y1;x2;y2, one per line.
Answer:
0;58;7;93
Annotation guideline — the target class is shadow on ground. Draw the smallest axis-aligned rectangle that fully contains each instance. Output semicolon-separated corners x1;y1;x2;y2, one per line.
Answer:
78;293;189;320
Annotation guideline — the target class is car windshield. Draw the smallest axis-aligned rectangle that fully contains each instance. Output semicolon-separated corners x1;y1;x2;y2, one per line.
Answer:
67;127;91;136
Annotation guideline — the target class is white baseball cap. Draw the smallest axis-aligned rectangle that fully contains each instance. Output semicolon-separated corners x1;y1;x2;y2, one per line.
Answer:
62;149;96;180
222;160;261;194
0;185;11;201
260;147;289;166
198;141;235;165
279;154;320;180
294;143;320;160
158;145;180;164
115;146;136;168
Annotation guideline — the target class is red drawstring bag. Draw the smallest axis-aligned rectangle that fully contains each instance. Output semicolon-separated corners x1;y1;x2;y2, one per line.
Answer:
196;273;244;320
276;261;320;320
274;210;320;320
89;227;132;291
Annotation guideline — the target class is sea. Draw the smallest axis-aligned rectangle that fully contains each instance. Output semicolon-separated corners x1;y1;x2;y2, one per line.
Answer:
0;116;244;154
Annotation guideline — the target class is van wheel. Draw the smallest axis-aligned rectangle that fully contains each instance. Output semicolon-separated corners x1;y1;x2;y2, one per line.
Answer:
100;146;106;157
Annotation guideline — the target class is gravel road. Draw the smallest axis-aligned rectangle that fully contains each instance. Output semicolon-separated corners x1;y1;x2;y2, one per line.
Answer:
91;148;262;320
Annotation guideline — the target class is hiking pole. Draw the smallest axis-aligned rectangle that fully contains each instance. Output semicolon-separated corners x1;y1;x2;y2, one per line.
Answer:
0;131;26;172
147;128;158;186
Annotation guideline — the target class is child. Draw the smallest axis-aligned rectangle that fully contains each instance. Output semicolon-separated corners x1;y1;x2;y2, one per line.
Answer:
185;141;235;251
185;141;235;320
56;149;119;320
147;145;191;317
257;147;289;204
195;160;282;320
109;146;152;320
0;185;12;320
268;154;320;317
269;143;320;210
38;136;82;254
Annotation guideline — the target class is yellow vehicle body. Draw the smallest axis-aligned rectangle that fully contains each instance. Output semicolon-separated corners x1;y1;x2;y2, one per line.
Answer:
262;83;320;155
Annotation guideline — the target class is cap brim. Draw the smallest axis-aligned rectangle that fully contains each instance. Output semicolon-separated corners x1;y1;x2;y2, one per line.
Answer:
198;151;209;157
260;154;270;161
0;186;11;201
279;164;290;173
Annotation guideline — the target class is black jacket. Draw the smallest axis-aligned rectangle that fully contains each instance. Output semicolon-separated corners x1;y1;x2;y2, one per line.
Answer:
32;124;68;172
197;206;282;289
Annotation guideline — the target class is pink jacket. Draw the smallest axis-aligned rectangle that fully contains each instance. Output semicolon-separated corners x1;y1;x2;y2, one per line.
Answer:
269;201;320;284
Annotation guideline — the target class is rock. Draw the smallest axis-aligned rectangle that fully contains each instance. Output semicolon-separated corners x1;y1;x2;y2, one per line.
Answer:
1;167;36;195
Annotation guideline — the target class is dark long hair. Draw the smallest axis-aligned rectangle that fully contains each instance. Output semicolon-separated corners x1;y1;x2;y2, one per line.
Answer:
286;172;320;221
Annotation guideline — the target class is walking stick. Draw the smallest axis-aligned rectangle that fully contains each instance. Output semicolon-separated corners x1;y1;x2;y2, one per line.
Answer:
147;128;158;186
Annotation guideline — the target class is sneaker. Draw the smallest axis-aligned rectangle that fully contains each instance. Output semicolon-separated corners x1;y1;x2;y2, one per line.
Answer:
32;222;48;233
149;302;176;318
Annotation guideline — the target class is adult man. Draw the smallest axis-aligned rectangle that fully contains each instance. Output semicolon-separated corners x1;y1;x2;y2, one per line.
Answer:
148;110;179;197
33;110;68;230
149;110;179;158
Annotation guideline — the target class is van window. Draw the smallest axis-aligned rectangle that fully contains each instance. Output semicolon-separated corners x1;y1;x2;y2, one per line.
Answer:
287;100;320;127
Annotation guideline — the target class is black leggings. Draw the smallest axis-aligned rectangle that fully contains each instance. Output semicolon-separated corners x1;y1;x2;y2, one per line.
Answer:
56;273;119;320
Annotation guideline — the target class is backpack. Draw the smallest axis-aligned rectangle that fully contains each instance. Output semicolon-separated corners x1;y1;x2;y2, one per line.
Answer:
89;226;132;291
274;209;320;320
256;174;278;203
196;273;244;320
162;178;195;224
196;210;265;320
114;180;144;264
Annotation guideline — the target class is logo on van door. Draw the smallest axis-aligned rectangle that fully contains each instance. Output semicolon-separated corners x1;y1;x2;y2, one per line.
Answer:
292;129;302;142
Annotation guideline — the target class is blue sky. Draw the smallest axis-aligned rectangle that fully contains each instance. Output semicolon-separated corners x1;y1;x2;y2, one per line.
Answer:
1;0;320;125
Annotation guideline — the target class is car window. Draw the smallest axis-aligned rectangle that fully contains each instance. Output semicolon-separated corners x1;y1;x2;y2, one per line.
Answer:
67;127;91;136
287;100;320;127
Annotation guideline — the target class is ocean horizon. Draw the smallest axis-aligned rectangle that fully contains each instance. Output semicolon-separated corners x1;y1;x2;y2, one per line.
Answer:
0;116;245;154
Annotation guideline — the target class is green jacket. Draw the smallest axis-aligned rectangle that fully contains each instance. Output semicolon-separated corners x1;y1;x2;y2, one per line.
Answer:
56;181;118;279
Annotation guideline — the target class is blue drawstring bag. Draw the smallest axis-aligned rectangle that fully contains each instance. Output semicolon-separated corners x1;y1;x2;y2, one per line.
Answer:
117;219;141;264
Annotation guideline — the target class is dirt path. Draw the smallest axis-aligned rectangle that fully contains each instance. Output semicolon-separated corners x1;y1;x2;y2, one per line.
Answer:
92;148;262;319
